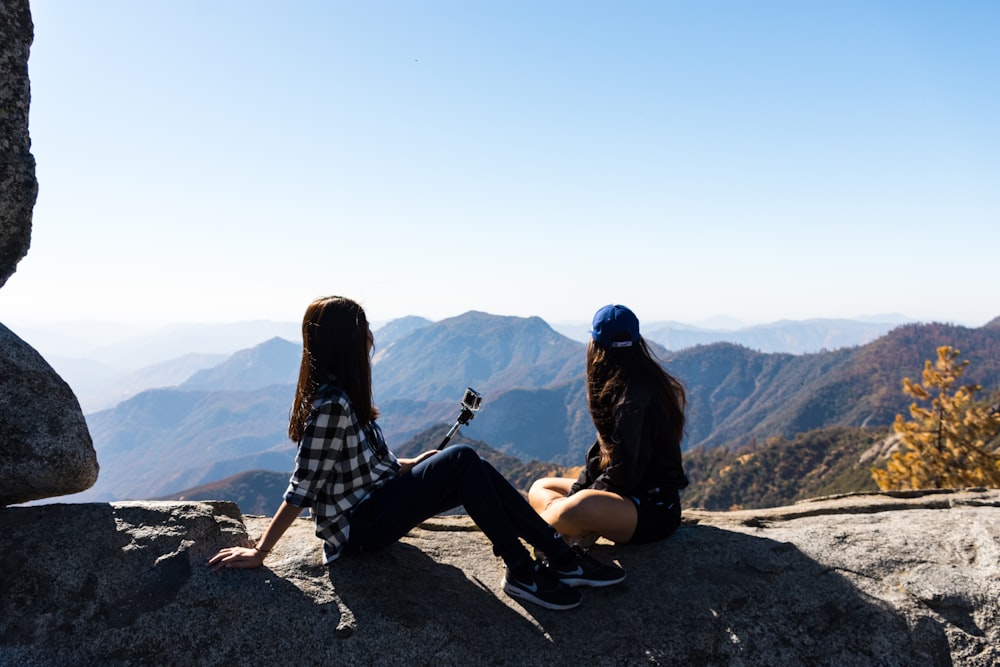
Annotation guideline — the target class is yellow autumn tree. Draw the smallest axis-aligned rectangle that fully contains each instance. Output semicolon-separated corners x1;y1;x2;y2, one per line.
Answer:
872;345;1000;490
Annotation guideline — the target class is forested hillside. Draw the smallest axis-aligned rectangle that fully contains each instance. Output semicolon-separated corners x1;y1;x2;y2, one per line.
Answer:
683;426;886;510
663;322;1000;450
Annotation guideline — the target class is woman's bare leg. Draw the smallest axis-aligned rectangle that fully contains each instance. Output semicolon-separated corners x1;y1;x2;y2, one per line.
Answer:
529;478;638;544
528;477;575;513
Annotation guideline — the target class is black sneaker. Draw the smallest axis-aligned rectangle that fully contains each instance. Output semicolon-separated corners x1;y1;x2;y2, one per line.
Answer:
553;545;626;587
502;561;582;610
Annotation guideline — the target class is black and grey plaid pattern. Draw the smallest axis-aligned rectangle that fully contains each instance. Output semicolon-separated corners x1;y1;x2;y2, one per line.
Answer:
284;383;400;563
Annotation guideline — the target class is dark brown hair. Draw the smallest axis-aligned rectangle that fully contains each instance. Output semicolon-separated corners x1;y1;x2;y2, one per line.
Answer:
586;337;686;469
288;296;378;442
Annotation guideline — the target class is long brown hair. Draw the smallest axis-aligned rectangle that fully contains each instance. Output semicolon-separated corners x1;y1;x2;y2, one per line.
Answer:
288;296;378;442
586;337;686;469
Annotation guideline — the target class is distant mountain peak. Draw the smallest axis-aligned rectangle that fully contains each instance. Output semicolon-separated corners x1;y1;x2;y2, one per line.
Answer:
179;337;300;390
374;316;433;347
258;336;297;348
371;310;582;403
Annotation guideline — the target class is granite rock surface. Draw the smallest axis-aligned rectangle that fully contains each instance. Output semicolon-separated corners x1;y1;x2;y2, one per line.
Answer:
0;0;36;288
0;323;98;506
1;489;997;666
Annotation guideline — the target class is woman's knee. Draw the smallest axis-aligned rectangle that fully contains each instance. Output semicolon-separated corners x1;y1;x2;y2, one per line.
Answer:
530;477;569;494
412;444;479;486
549;496;585;523
538;497;590;536
528;478;562;510
435;444;484;478
527;480;547;510
448;444;480;466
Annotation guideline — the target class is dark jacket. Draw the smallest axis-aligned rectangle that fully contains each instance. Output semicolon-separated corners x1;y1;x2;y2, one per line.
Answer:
569;380;688;498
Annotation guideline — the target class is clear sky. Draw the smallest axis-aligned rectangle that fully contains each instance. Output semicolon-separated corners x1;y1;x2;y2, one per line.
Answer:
2;0;998;330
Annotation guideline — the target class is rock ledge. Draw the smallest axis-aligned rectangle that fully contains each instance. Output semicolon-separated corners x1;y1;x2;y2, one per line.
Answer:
1;489;997;666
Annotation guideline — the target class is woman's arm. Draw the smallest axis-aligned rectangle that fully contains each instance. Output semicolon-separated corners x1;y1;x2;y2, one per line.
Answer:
397;449;439;474
207;500;304;572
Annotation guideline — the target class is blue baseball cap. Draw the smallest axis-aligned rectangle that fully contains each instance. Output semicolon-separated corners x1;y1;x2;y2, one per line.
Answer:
590;304;640;348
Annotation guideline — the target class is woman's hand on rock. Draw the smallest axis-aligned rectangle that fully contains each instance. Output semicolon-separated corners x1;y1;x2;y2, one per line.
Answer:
207;546;265;573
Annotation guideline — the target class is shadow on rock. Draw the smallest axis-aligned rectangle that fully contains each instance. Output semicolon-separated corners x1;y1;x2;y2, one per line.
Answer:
564;524;953;666
0;502;338;666
329;541;550;663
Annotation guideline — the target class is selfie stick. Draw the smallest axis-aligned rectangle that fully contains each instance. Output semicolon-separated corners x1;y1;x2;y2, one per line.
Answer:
439;388;482;449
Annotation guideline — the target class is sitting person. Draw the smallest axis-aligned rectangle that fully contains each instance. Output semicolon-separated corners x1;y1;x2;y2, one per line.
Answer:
529;304;688;545
209;295;624;611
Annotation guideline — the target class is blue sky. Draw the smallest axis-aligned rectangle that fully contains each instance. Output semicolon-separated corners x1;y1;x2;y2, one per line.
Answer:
2;0;998;330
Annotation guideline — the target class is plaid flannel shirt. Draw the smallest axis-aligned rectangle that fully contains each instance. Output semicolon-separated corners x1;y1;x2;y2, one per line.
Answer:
283;382;400;563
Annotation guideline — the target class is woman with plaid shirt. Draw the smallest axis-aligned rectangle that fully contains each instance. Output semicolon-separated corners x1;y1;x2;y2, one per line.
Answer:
209;296;624;610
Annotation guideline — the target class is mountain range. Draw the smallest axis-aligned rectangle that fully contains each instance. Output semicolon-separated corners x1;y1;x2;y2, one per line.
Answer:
51;312;1000;506
556;315;913;353
30;314;913;412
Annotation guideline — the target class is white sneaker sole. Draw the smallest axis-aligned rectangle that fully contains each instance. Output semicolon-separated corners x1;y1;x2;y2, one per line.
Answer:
502;578;582;610
559;571;626;587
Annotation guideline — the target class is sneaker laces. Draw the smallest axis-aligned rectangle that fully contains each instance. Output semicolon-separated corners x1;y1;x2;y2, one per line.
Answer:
570;544;601;568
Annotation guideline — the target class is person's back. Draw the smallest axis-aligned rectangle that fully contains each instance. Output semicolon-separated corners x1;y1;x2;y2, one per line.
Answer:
529;304;688;545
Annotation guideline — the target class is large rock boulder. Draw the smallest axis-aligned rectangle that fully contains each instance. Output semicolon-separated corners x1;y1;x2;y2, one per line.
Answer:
0;323;98;505
0;0;97;506
0;0;36;288
1;489;996;665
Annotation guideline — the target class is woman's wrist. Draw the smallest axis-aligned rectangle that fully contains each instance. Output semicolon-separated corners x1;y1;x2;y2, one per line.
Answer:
254;544;271;556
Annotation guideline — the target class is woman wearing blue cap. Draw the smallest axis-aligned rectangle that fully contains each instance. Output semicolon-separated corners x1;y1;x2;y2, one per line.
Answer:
529;304;688;545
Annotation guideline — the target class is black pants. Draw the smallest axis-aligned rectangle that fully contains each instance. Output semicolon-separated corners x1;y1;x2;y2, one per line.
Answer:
346;445;561;566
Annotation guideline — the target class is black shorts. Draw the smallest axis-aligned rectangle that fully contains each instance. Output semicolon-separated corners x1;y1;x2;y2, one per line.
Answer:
624;487;681;545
